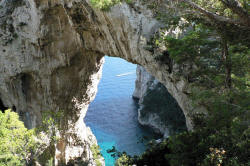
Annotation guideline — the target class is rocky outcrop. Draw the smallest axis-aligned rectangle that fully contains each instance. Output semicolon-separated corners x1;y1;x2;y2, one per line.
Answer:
0;0;201;165
133;66;186;137
133;66;156;100
0;0;106;165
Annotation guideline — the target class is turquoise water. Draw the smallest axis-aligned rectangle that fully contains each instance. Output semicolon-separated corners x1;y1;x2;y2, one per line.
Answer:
84;56;160;166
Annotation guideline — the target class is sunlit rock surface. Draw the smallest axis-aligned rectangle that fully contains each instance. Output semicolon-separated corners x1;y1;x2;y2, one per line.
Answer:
0;0;199;164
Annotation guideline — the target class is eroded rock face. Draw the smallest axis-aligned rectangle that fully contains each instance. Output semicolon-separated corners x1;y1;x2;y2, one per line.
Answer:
0;0;106;165
0;0;198;164
133;65;186;138
133;65;156;100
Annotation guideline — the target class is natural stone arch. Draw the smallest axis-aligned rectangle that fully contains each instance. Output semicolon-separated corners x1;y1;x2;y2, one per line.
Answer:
0;0;198;164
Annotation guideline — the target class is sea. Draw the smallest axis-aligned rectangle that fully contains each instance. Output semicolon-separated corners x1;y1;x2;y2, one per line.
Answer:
84;56;160;166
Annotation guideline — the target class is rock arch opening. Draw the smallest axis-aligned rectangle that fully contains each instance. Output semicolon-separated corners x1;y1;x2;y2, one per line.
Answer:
84;56;186;165
0;1;195;164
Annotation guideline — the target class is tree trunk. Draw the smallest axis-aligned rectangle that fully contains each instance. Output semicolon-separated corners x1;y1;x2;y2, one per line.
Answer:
221;38;232;89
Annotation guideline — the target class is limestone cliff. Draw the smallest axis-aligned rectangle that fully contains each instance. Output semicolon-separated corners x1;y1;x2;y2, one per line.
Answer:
0;0;200;165
133;66;186;137
133;66;156;100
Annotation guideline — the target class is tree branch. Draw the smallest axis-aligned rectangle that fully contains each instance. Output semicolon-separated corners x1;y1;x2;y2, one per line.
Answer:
177;0;249;27
219;0;250;26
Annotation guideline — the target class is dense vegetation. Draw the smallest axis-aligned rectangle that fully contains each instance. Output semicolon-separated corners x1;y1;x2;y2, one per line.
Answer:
0;110;36;166
0;110;61;166
91;0;249;165
0;110;48;166
90;144;103;166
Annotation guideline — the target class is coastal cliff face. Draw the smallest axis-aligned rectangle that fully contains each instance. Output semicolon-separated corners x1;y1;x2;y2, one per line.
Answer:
133;66;156;100
0;0;199;164
133;66;186;137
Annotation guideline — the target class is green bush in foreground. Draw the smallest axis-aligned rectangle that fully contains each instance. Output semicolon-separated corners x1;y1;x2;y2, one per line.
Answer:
90;144;102;166
0;110;61;166
0;109;36;166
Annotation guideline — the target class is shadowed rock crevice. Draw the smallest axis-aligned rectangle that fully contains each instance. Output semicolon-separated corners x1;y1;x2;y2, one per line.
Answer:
0;97;8;112
21;73;32;98
133;66;187;137
5;73;42;128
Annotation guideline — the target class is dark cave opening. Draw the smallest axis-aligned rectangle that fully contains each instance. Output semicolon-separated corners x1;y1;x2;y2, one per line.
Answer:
0;98;8;113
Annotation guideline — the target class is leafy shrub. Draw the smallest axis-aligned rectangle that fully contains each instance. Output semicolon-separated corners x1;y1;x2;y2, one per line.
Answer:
0;109;36;166
90;144;102;166
0;109;63;165
90;0;132;10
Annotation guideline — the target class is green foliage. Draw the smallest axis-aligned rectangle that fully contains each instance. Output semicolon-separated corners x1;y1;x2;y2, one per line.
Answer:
116;103;249;166
0;109;64;165
45;158;54;166
165;28;220;64
35;110;63;164
164;105;249;166
106;146;133;166
0;109;36;166
90;144;102;166
90;0;119;10
38;110;63;143
90;0;132;10
114;0;249;165
115;153;132;166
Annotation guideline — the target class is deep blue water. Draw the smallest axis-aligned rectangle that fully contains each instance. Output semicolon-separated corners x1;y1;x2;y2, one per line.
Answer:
84;56;160;166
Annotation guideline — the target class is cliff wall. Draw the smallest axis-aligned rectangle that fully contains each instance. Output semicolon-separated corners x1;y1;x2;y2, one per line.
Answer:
0;0;199;164
133;66;186;138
